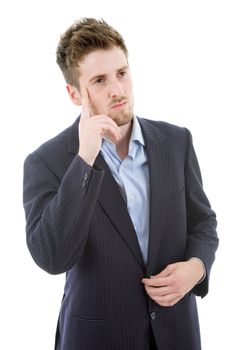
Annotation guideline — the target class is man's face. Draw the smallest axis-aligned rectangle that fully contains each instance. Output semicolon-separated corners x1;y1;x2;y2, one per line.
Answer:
78;46;134;127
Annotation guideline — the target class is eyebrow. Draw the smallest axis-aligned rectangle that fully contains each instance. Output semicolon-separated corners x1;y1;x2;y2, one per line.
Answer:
88;65;129;84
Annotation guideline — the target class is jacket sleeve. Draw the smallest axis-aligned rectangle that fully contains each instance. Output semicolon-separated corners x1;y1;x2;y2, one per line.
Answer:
23;152;104;275
184;128;219;297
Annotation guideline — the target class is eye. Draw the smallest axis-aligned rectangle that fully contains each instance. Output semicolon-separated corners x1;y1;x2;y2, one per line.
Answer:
95;77;105;84
118;71;127;77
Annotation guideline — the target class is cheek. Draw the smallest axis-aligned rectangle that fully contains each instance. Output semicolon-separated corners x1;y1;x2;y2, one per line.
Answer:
125;79;133;97
89;89;107;114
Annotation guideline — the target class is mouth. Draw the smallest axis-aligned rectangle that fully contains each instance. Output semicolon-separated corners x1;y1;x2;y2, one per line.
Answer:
111;100;127;110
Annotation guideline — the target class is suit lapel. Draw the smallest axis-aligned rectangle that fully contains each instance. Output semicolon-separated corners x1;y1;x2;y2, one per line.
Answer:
94;154;145;270
139;119;172;276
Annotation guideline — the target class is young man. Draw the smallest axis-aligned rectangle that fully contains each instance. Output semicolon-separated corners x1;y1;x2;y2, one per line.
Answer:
23;18;218;350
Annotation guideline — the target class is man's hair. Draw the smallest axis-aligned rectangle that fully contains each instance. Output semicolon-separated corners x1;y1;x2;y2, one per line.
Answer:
56;18;128;88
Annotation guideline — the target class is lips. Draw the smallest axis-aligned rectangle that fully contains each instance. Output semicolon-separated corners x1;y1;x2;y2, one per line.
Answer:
111;100;127;109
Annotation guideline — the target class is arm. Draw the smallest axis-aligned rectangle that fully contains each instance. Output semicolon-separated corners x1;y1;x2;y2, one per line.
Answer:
24;88;121;275
142;128;218;305
184;128;218;296
23;152;104;274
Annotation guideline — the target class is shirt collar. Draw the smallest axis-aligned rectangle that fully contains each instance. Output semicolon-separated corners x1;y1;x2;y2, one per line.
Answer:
102;116;145;159
102;116;144;145
130;116;145;146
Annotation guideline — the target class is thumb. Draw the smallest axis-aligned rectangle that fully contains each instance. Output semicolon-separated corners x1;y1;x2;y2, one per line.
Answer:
153;265;173;278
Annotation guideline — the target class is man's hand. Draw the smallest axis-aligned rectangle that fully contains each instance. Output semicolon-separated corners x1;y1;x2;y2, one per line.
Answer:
142;260;205;307
78;88;121;166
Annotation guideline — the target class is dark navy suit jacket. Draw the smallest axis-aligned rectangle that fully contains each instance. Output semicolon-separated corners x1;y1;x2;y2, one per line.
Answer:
23;117;218;350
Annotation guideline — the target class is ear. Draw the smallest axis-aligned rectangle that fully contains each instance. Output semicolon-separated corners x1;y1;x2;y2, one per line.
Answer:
66;84;82;106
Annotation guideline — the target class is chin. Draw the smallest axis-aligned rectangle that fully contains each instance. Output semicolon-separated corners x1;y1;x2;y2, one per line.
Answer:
114;111;134;127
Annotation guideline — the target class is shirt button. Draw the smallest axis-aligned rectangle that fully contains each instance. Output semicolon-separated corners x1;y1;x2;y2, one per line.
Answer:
83;173;89;181
150;312;156;321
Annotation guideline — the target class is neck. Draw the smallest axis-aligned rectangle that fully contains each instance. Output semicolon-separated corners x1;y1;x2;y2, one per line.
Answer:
115;120;133;160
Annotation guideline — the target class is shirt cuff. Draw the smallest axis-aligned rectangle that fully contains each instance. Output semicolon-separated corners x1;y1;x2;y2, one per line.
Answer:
189;257;206;284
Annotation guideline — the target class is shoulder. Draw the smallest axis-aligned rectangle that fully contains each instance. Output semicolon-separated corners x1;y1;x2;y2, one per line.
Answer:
138;117;188;136
24;118;78;175
29;117;78;156
137;117;190;146
36;126;71;156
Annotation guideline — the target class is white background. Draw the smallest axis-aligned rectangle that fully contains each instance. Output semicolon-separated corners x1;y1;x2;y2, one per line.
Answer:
0;1;232;349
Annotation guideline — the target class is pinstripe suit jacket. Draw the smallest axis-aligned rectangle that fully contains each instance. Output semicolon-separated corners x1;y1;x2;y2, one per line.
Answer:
23;117;218;350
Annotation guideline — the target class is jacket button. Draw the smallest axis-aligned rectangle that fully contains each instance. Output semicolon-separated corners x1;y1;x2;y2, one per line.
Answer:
83;173;89;181
82;180;86;188
150;312;156;321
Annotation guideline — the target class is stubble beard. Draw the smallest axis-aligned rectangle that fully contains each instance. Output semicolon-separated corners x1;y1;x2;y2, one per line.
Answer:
112;110;133;127
91;97;134;126
110;99;134;127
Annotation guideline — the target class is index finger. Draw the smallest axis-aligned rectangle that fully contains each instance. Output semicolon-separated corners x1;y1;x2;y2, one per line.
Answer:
142;276;169;287
81;88;93;119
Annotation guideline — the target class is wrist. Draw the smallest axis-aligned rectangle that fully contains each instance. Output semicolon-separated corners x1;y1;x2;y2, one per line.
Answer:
78;152;95;166
188;258;206;284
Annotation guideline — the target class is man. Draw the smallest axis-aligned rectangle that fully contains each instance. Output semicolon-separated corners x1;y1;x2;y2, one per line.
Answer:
23;18;218;350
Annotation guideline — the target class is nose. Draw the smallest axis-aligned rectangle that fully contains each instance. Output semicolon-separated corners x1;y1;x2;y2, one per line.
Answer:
108;78;124;98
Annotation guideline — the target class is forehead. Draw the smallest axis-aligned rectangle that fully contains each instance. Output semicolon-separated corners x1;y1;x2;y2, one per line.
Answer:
79;47;128;80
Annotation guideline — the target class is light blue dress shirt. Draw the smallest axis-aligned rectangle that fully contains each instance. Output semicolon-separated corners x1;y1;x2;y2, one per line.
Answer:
101;117;150;264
